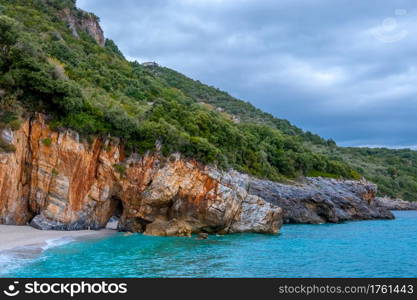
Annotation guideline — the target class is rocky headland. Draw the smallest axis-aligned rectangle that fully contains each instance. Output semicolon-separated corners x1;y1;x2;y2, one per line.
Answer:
0;115;395;237
375;197;417;211
247;177;394;224
0;115;281;236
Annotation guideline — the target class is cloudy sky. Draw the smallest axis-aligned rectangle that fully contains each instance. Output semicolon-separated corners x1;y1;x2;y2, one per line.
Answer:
78;0;417;148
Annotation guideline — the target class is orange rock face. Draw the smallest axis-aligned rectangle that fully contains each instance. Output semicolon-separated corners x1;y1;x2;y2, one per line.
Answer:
0;115;282;235
0;122;32;224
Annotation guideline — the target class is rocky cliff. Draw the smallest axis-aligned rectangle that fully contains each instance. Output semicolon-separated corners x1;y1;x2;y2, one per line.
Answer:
58;7;105;46
247;177;394;223
0;115;395;236
375;197;417;211
0;115;281;236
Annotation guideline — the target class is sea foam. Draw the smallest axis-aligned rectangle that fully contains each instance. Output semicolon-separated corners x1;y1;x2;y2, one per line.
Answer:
41;237;76;251
1;237;77;277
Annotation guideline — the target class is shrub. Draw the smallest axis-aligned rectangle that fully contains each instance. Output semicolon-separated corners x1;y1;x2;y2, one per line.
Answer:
51;168;59;176
47;57;68;80
0;137;15;152
113;163;126;175
9;119;22;131
42;138;52;147
0;16;19;58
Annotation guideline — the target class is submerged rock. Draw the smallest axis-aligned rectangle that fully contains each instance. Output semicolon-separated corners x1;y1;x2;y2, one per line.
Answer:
375;197;417;211
197;233;209;240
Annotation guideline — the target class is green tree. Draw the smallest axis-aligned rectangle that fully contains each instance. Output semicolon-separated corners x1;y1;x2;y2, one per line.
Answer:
0;16;19;69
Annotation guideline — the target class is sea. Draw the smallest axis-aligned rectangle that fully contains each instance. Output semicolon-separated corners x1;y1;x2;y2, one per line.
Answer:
1;211;416;278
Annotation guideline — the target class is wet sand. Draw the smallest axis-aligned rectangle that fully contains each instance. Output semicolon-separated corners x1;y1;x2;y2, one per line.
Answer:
0;225;115;251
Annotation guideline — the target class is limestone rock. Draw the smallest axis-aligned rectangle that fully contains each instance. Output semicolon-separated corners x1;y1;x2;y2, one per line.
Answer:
197;233;209;240
0;122;32;225
247;177;394;224
0;115;282;236
58;8;105;46
116;154;282;235
375;197;417;211
0;114;395;236
229;195;283;234
1;128;13;144
144;219;192;237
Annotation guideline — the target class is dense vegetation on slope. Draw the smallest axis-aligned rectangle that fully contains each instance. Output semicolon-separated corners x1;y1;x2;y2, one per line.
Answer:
0;0;416;201
0;0;359;182
147;66;417;202
316;146;417;201
149;66;336;147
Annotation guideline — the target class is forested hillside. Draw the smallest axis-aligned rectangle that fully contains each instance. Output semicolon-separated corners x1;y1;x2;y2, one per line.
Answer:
0;0;415;201
318;146;417;201
148;66;417;202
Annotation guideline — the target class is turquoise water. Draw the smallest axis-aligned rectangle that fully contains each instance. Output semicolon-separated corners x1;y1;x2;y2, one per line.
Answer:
2;211;417;278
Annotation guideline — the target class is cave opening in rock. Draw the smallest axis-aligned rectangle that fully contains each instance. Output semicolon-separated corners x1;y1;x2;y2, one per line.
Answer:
106;196;124;230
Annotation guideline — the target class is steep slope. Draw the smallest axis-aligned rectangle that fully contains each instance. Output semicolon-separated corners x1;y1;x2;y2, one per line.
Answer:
0;0;358;183
0;0;398;236
0;0;415;204
148;67;417;202
317;146;417;202
147;66;334;144
0;114;283;235
0;115;392;236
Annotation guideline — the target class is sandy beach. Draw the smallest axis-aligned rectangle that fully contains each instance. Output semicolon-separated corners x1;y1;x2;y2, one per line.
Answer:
0;225;115;252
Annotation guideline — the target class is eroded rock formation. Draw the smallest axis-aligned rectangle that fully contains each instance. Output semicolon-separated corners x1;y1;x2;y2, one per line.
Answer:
58;7;105;46
0;115;396;236
375;197;417;211
247;176;395;223
0;115;281;235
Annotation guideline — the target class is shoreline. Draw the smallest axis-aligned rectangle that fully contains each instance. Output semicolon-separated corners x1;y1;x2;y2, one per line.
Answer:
0;225;116;252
